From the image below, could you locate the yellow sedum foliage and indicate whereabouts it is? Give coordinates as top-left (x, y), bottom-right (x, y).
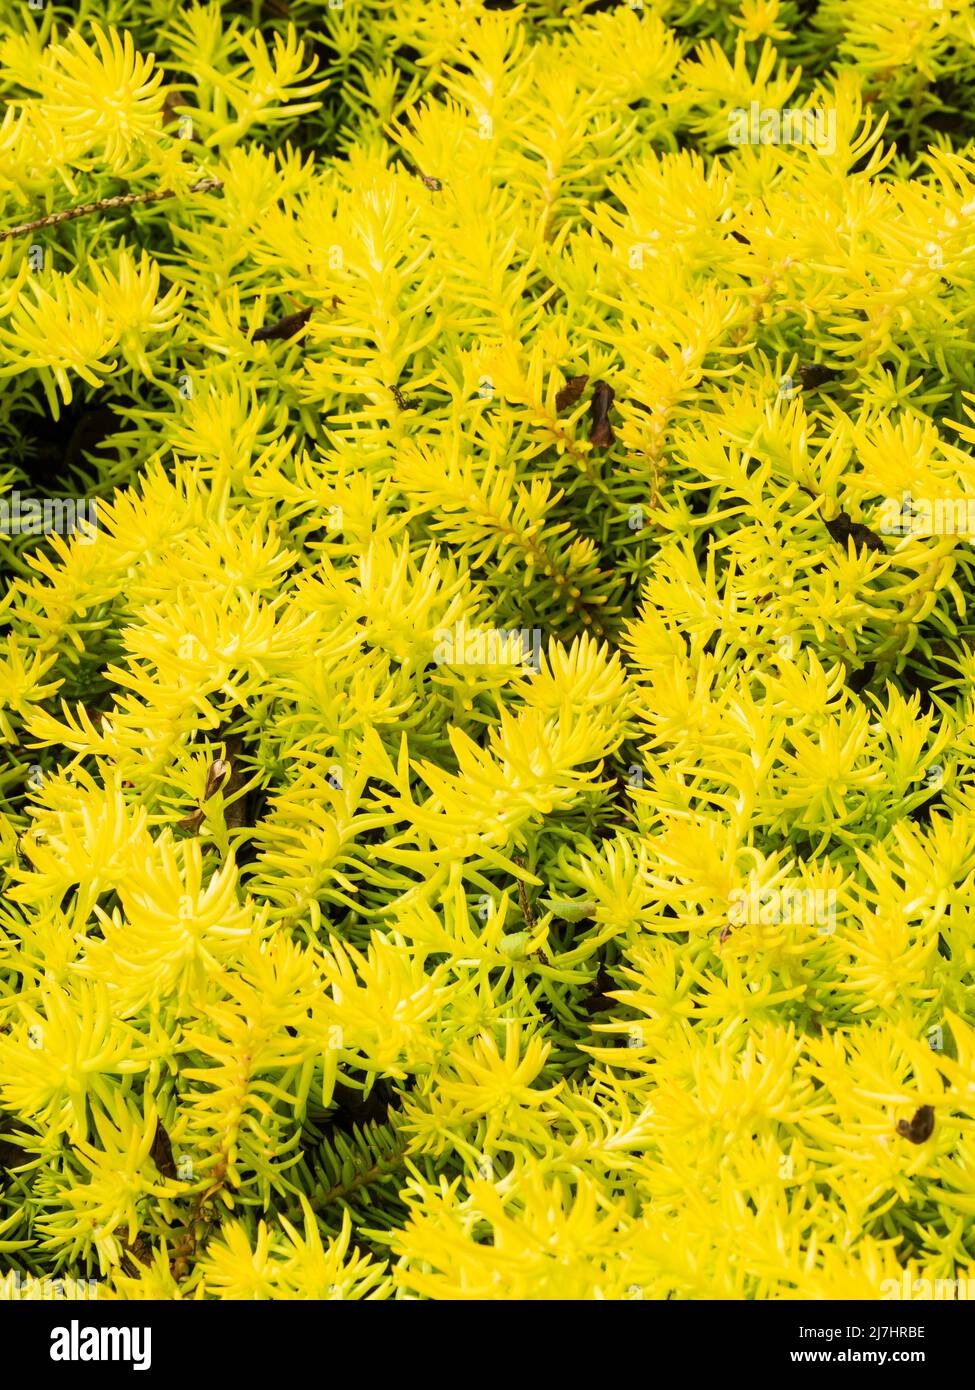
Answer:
top-left (0, 0), bottom-right (975, 1300)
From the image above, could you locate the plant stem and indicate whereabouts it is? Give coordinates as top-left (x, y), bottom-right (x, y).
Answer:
top-left (0, 177), bottom-right (224, 242)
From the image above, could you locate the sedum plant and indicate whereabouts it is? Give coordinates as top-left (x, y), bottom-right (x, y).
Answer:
top-left (1, 0), bottom-right (975, 1300)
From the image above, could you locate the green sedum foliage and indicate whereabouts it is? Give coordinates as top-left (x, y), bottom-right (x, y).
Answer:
top-left (2, 0), bottom-right (975, 1299)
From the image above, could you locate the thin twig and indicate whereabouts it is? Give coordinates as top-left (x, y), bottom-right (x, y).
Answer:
top-left (0, 177), bottom-right (224, 242)
top-left (513, 855), bottom-right (537, 930)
